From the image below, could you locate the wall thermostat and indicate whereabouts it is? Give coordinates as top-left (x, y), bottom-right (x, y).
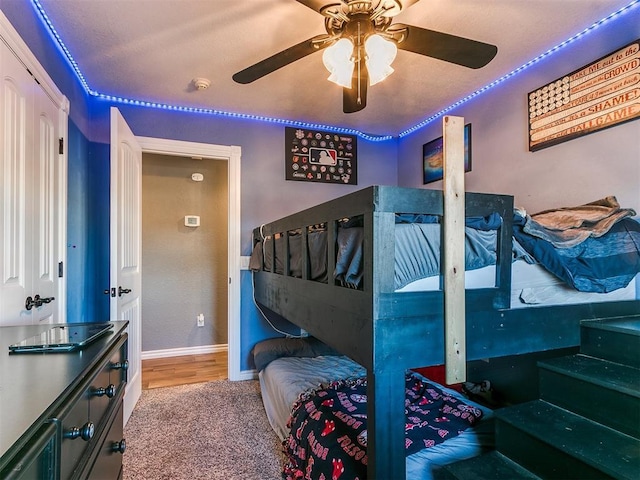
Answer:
top-left (191, 173), bottom-right (204, 182)
top-left (184, 215), bottom-right (200, 227)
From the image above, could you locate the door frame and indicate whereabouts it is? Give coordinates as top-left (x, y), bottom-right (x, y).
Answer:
top-left (136, 136), bottom-right (242, 380)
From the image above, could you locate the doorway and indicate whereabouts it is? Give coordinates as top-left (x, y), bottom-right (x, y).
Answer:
top-left (141, 154), bottom-right (228, 363)
top-left (136, 136), bottom-right (241, 381)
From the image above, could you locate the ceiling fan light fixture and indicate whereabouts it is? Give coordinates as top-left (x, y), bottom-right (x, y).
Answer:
top-left (365, 34), bottom-right (397, 85)
top-left (323, 38), bottom-right (355, 88)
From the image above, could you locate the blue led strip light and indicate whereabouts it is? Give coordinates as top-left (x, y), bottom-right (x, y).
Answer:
top-left (31, 0), bottom-right (639, 142)
top-left (95, 92), bottom-right (393, 141)
top-left (398, 0), bottom-right (640, 138)
top-left (30, 0), bottom-right (96, 96)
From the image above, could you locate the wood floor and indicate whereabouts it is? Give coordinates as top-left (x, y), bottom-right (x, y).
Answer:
top-left (141, 350), bottom-right (228, 389)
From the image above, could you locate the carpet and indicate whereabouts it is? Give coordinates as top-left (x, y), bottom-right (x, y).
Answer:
top-left (122, 380), bottom-right (283, 479)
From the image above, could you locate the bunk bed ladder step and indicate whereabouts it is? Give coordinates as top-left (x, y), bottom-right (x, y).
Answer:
top-left (494, 399), bottom-right (639, 479)
top-left (432, 451), bottom-right (542, 480)
top-left (580, 317), bottom-right (640, 368)
top-left (435, 315), bottom-right (640, 479)
top-left (538, 354), bottom-right (640, 438)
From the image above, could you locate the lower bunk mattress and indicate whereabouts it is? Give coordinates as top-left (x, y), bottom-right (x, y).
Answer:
top-left (257, 349), bottom-right (494, 479)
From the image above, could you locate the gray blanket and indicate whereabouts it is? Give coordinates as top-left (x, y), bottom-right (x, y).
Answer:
top-left (334, 224), bottom-right (505, 290)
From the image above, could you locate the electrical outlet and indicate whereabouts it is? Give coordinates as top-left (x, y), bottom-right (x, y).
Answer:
top-left (197, 314), bottom-right (204, 327)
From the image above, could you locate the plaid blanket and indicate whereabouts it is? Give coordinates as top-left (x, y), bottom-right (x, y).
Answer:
top-left (283, 373), bottom-right (483, 480)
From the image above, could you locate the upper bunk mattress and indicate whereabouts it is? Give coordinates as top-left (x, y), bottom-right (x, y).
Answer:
top-left (256, 217), bottom-right (640, 306)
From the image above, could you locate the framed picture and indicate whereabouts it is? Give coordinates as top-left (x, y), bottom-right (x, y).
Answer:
top-left (528, 38), bottom-right (640, 151)
top-left (423, 123), bottom-right (472, 184)
top-left (285, 127), bottom-right (357, 185)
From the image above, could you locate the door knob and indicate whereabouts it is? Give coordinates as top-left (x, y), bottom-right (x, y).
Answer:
top-left (25, 295), bottom-right (55, 310)
top-left (25, 296), bottom-right (37, 310)
top-left (118, 286), bottom-right (131, 297)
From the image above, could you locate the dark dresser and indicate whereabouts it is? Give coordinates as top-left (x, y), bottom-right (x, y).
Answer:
top-left (0, 321), bottom-right (129, 479)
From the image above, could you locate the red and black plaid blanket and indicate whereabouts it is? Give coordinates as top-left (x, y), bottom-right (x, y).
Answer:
top-left (283, 372), bottom-right (483, 480)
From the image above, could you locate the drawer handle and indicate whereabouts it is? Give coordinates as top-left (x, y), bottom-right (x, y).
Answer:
top-left (93, 384), bottom-right (116, 398)
top-left (112, 439), bottom-right (126, 454)
top-left (64, 421), bottom-right (95, 441)
top-left (111, 360), bottom-right (129, 371)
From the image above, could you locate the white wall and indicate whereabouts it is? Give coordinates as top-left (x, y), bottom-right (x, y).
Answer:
top-left (397, 10), bottom-right (640, 214)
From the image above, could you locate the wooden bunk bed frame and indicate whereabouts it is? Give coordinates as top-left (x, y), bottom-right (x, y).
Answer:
top-left (251, 185), bottom-right (640, 479)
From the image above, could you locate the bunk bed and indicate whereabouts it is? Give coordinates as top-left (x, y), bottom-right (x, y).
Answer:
top-left (250, 185), bottom-right (640, 479)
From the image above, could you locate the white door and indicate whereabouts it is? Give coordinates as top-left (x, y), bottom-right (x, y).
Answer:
top-left (31, 71), bottom-right (60, 324)
top-left (0, 40), bottom-right (31, 325)
top-left (110, 107), bottom-right (142, 424)
top-left (0, 39), bottom-right (61, 326)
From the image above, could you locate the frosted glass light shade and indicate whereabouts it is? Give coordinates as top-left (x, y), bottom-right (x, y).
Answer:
top-left (365, 34), bottom-right (397, 85)
top-left (323, 38), bottom-right (355, 88)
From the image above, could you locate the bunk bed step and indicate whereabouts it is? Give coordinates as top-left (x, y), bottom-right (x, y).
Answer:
top-left (580, 317), bottom-right (640, 368)
top-left (538, 354), bottom-right (640, 439)
top-left (433, 451), bottom-right (541, 480)
top-left (495, 399), bottom-right (640, 480)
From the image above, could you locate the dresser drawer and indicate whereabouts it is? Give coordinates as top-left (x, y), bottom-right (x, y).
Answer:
top-left (89, 340), bottom-right (127, 435)
top-left (61, 335), bottom-right (128, 480)
top-left (108, 341), bottom-right (128, 387)
top-left (0, 423), bottom-right (56, 480)
top-left (88, 361), bottom-right (113, 433)
top-left (86, 401), bottom-right (125, 480)
top-left (59, 387), bottom-right (92, 480)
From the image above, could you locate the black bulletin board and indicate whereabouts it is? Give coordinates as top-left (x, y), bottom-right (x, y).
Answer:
top-left (285, 127), bottom-right (357, 185)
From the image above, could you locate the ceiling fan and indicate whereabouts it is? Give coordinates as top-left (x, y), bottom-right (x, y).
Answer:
top-left (232, 0), bottom-right (498, 113)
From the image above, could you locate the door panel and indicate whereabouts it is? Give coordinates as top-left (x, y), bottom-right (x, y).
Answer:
top-left (110, 107), bottom-right (142, 424)
top-left (32, 84), bottom-right (59, 323)
top-left (0, 15), bottom-right (67, 327)
top-left (1, 41), bottom-right (30, 325)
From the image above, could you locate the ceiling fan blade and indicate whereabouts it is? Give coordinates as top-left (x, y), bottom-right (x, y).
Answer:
top-left (392, 24), bottom-right (497, 69)
top-left (233, 35), bottom-right (331, 84)
top-left (343, 62), bottom-right (368, 113)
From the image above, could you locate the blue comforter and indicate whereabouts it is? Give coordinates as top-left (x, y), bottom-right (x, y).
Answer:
top-left (513, 216), bottom-right (640, 293)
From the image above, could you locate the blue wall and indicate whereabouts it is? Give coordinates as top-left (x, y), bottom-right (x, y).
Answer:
top-left (66, 120), bottom-right (91, 322)
top-left (64, 121), bottom-right (111, 323)
top-left (87, 141), bottom-right (111, 321)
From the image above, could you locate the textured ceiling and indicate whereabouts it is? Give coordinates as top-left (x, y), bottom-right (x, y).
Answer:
top-left (34, 0), bottom-right (637, 137)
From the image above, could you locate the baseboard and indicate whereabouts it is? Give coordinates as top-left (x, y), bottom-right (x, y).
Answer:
top-left (141, 344), bottom-right (228, 360)
top-left (236, 369), bottom-right (258, 381)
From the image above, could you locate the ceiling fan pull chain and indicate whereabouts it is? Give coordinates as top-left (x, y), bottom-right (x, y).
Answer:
top-left (357, 23), bottom-right (362, 104)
